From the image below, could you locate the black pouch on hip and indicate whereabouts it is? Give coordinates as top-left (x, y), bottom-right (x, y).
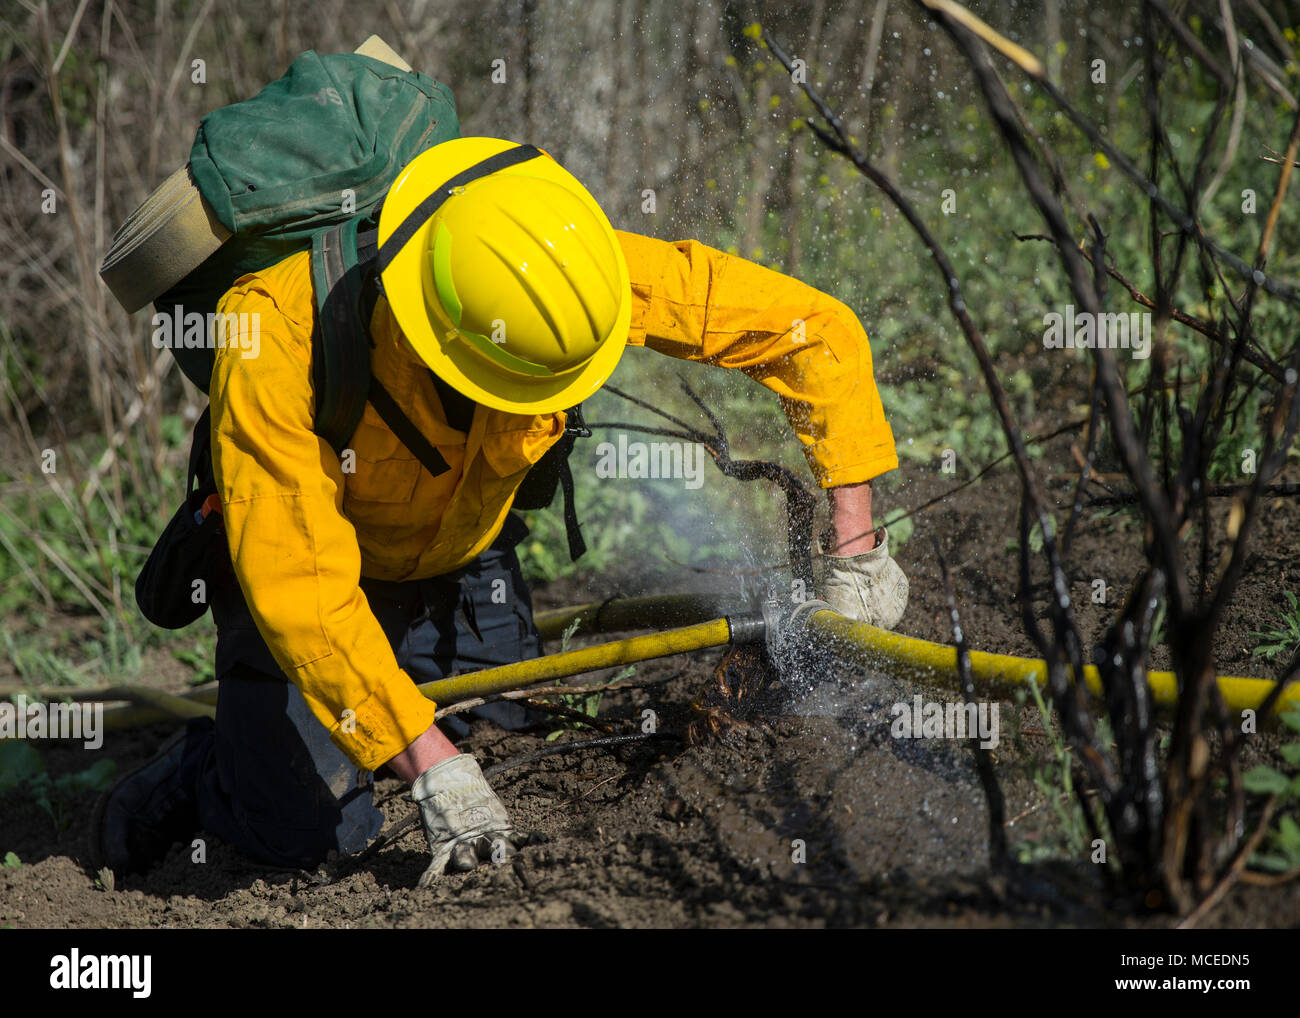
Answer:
top-left (135, 406), bottom-right (231, 629)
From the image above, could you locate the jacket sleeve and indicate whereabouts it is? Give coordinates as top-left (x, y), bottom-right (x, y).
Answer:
top-left (208, 276), bottom-right (438, 773)
top-left (614, 230), bottom-right (897, 487)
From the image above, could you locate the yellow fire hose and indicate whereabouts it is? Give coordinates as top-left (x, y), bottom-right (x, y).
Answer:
top-left (806, 609), bottom-right (1299, 717)
top-left (92, 615), bottom-right (754, 731)
top-left (415, 615), bottom-right (753, 705)
top-left (98, 687), bottom-right (218, 731)
top-left (541, 594), bottom-right (1296, 718)
top-left (70, 594), bottom-right (1296, 731)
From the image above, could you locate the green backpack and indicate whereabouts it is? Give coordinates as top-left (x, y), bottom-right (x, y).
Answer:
top-left (158, 46), bottom-right (455, 409)
top-left (113, 46), bottom-right (586, 582)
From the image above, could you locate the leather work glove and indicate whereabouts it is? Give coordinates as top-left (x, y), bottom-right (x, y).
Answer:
top-left (412, 754), bottom-right (518, 885)
top-left (818, 527), bottom-right (909, 630)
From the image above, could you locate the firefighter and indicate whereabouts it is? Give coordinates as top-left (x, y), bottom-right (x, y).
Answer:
top-left (92, 138), bottom-right (906, 885)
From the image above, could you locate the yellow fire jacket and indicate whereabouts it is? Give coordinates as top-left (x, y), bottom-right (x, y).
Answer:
top-left (209, 230), bottom-right (897, 770)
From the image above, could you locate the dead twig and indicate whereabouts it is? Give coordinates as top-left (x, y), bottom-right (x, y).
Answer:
top-left (1177, 795), bottom-right (1279, 928)
top-left (434, 671), bottom-right (681, 718)
top-left (601, 379), bottom-right (817, 591)
top-left (933, 537), bottom-right (1008, 871)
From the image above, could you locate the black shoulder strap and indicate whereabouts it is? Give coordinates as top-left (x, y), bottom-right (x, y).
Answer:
top-left (310, 144), bottom-right (544, 457)
top-left (187, 405), bottom-right (214, 495)
top-left (557, 455), bottom-right (586, 560)
top-left (310, 218), bottom-right (373, 455)
top-left (428, 369), bottom-right (475, 433)
top-left (375, 144), bottom-right (543, 275)
top-left (312, 216), bottom-right (452, 479)
top-left (559, 404), bottom-right (589, 560)
top-left (366, 375), bottom-right (450, 476)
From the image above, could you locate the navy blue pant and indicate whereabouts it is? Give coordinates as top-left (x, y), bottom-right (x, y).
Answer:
top-left (183, 525), bottom-right (542, 869)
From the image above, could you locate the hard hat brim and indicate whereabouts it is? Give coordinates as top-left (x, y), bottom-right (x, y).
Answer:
top-left (378, 137), bottom-right (631, 415)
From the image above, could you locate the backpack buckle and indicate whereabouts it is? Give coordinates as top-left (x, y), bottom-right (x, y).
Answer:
top-left (564, 404), bottom-right (591, 438)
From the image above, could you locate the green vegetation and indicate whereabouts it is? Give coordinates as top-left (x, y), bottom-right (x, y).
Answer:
top-left (542, 619), bottom-right (635, 740)
top-left (1243, 710), bottom-right (1300, 874)
top-left (1010, 680), bottom-right (1109, 865)
top-left (543, 666), bottom-right (636, 742)
top-left (0, 740), bottom-right (116, 835)
top-left (1250, 592), bottom-right (1300, 663)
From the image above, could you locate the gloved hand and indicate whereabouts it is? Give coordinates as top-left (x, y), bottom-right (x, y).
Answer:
top-left (818, 526), bottom-right (909, 629)
top-left (412, 753), bottom-right (518, 885)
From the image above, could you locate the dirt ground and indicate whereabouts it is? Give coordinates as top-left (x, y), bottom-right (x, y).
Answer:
top-left (3, 428), bottom-right (1299, 929)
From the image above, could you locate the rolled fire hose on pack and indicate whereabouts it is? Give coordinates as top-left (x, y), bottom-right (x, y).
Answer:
top-left (74, 592), bottom-right (1297, 731)
top-left (97, 35), bottom-right (411, 314)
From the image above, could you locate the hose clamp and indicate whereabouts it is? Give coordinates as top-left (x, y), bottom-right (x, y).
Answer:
top-left (762, 596), bottom-right (832, 668)
top-left (725, 611), bottom-right (767, 645)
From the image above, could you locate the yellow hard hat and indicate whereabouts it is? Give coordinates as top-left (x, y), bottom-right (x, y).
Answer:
top-left (376, 137), bottom-right (631, 415)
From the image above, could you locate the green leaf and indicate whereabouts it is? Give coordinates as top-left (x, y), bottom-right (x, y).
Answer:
top-left (1243, 765), bottom-right (1291, 796)
top-left (0, 740), bottom-right (46, 794)
top-left (1281, 743), bottom-right (1300, 767)
top-left (881, 508), bottom-right (914, 547)
top-left (1276, 815), bottom-right (1300, 848)
top-left (2, 851), bottom-right (20, 868)
top-left (54, 759), bottom-right (116, 795)
top-left (32, 785), bottom-right (56, 823)
top-left (1252, 851), bottom-right (1298, 873)
top-left (559, 618), bottom-right (582, 654)
top-left (1280, 710), bottom-right (1300, 735)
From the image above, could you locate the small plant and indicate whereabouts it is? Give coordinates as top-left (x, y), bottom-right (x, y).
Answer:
top-left (81, 617), bottom-right (145, 681)
top-left (172, 635), bottom-right (216, 686)
top-left (1250, 592), bottom-right (1300, 662)
top-left (542, 619), bottom-right (632, 740)
top-left (2, 851), bottom-right (20, 868)
top-left (1003, 518), bottom-right (1047, 558)
top-left (1012, 678), bottom-right (1106, 865)
top-left (1, 631), bottom-right (84, 687)
top-left (558, 617), bottom-right (582, 655)
top-left (1243, 709), bottom-right (1300, 874)
top-left (544, 664), bottom-right (636, 742)
top-left (0, 739), bottom-right (116, 834)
